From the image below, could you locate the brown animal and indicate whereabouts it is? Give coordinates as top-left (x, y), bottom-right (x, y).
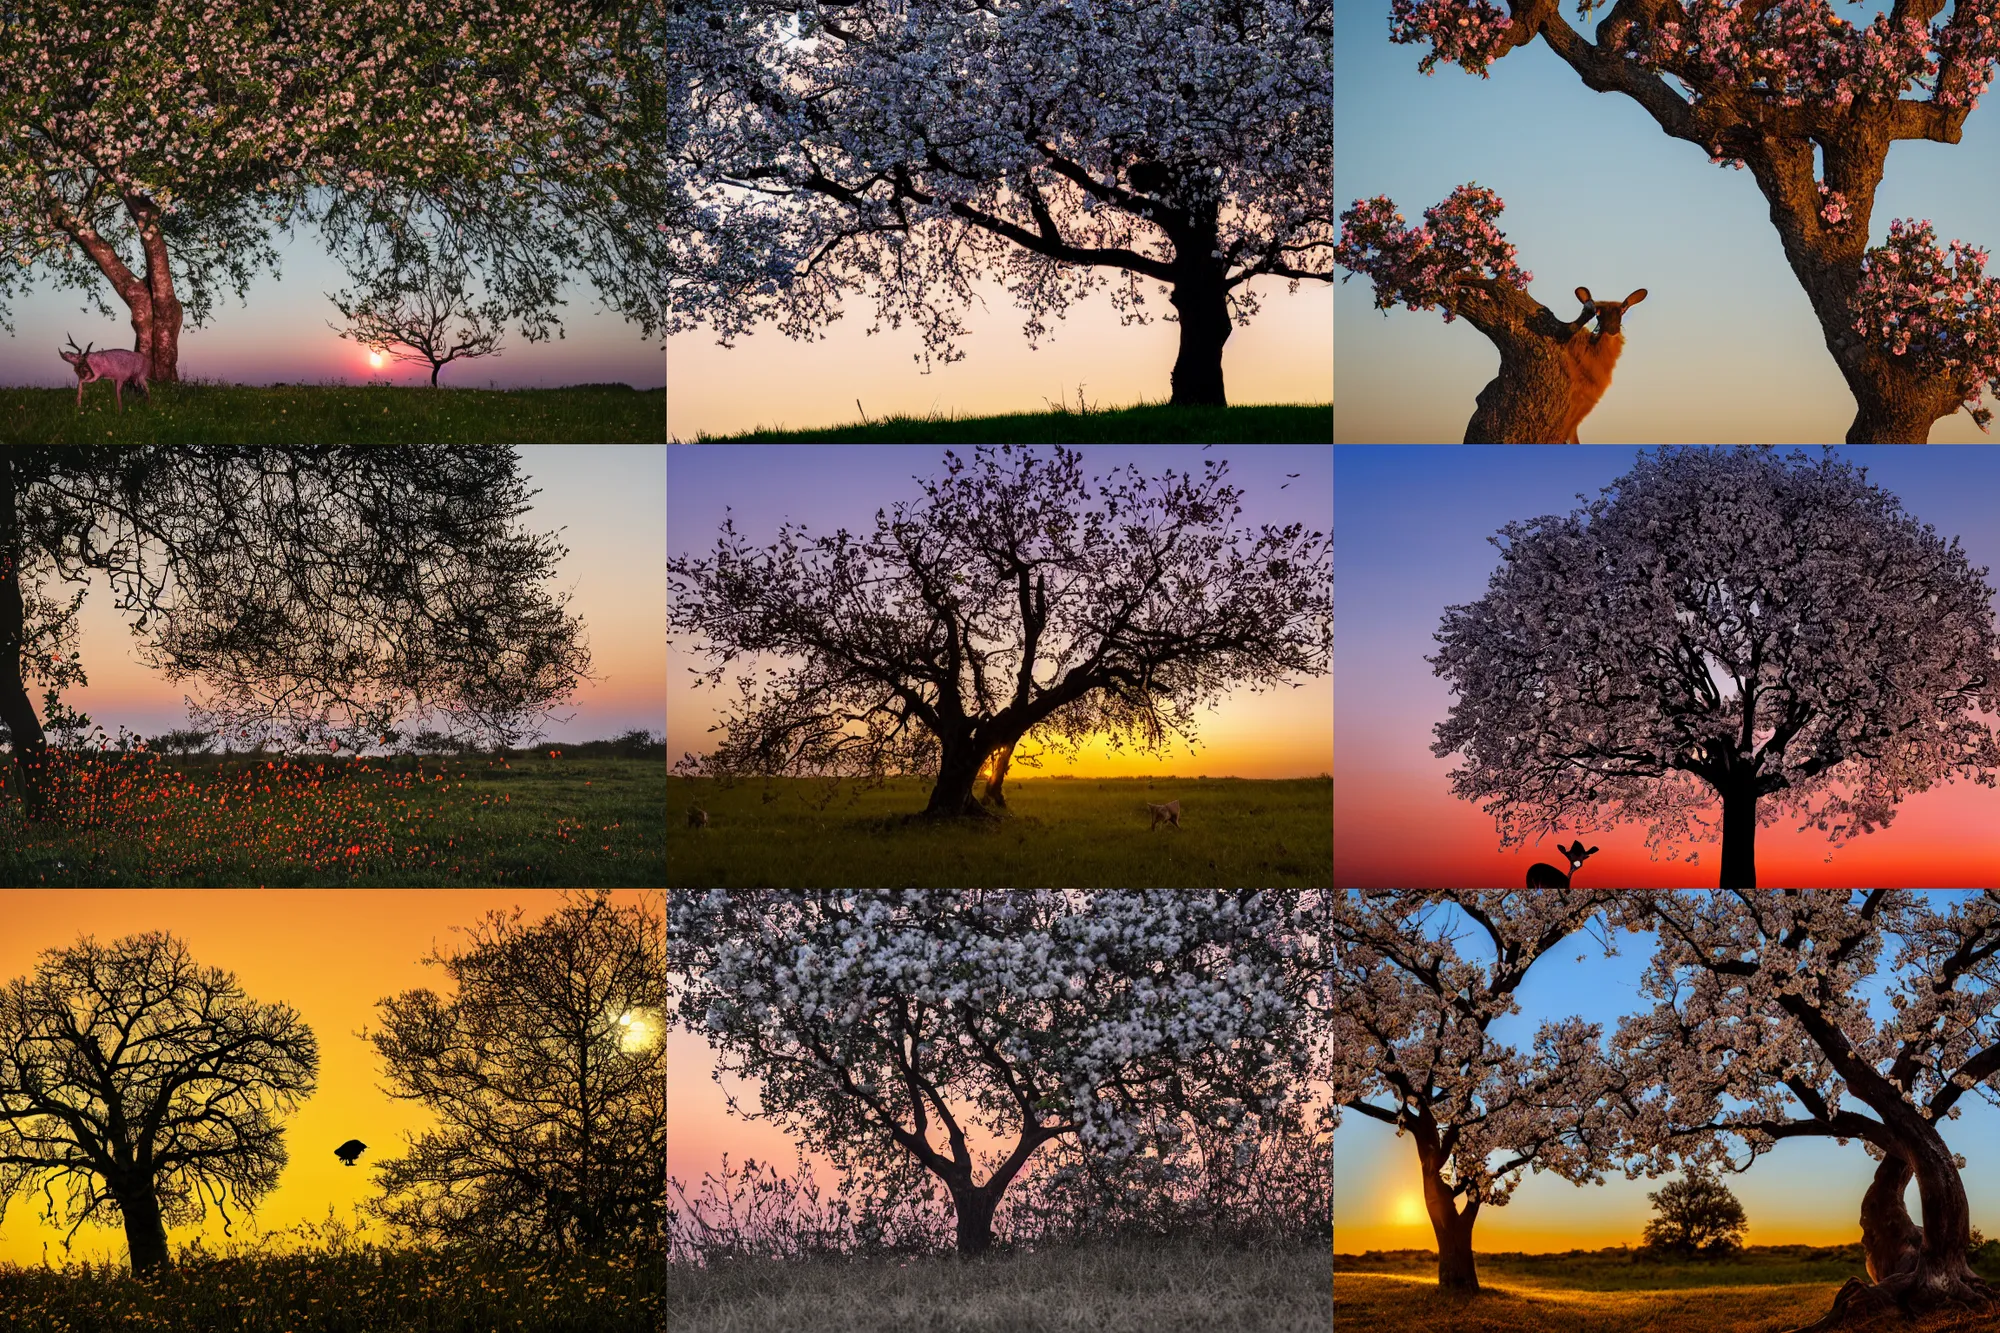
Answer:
top-left (687, 805), bottom-right (708, 830)
top-left (1525, 839), bottom-right (1599, 888)
top-left (1146, 799), bottom-right (1181, 830)
top-left (1558, 287), bottom-right (1646, 442)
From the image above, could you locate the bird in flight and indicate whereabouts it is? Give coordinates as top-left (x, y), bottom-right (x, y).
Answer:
top-left (335, 1139), bottom-right (367, 1167)
top-left (1282, 471), bottom-right (1300, 489)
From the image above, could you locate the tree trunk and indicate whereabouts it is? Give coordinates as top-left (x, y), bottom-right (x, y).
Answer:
top-left (0, 460), bottom-right (50, 820)
top-left (950, 1183), bottom-right (998, 1256)
top-left (1168, 267), bottom-right (1230, 407)
top-left (113, 1184), bottom-right (172, 1276)
top-left (1718, 782), bottom-right (1758, 889)
top-left (1417, 1137), bottom-right (1481, 1291)
top-left (431, 362), bottom-right (442, 388)
top-left (981, 740), bottom-right (1014, 807)
top-left (125, 193), bottom-right (183, 383)
top-left (922, 738), bottom-right (992, 818)
top-left (1858, 1154), bottom-right (1920, 1284)
top-left (56, 218), bottom-right (159, 382)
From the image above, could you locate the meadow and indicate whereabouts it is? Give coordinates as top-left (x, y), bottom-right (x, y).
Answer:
top-left (667, 775), bottom-right (1332, 887)
top-left (0, 1246), bottom-right (658, 1333)
top-left (0, 750), bottom-right (664, 886)
top-left (0, 382), bottom-right (665, 444)
top-left (1333, 1246), bottom-right (2000, 1333)
top-left (688, 401), bottom-right (1333, 442)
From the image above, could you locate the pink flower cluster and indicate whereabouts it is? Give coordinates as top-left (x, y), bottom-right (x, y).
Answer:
top-left (1388, 0), bottom-right (1516, 76)
top-left (1818, 183), bottom-right (1849, 226)
top-left (1334, 184), bottom-right (1531, 322)
top-left (1852, 217), bottom-right (2000, 429)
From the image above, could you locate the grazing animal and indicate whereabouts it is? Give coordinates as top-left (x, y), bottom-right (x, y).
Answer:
top-left (1525, 839), bottom-right (1599, 888)
top-left (334, 1139), bottom-right (366, 1167)
top-left (688, 805), bottom-right (708, 830)
top-left (57, 334), bottom-right (150, 413)
top-left (1146, 799), bottom-right (1181, 831)
top-left (1557, 288), bottom-right (1646, 442)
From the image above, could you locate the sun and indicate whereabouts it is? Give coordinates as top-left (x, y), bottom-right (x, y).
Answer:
top-left (616, 1009), bottom-right (657, 1053)
top-left (1393, 1192), bottom-right (1426, 1226)
top-left (368, 351), bottom-right (384, 368)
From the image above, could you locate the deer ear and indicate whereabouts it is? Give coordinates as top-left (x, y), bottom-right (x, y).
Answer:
top-left (1587, 846), bottom-right (1600, 856)
top-left (1574, 287), bottom-right (1592, 305)
top-left (1624, 289), bottom-right (1647, 306)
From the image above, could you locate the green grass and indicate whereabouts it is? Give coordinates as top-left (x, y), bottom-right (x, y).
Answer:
top-left (667, 775), bottom-right (1330, 887)
top-left (671, 1236), bottom-right (1331, 1333)
top-left (0, 752), bottom-right (664, 886)
top-left (0, 1246), bottom-right (658, 1333)
top-left (690, 401), bottom-right (1332, 442)
top-left (0, 382), bottom-right (664, 443)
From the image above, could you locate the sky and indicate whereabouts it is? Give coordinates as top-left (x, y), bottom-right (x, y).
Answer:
top-left (1332, 0), bottom-right (2000, 443)
top-left (0, 225), bottom-right (664, 391)
top-left (0, 889), bottom-right (660, 1270)
top-left (39, 446), bottom-right (665, 748)
top-left (666, 275), bottom-right (1333, 441)
top-left (1333, 893), bottom-right (2000, 1254)
top-left (668, 444), bottom-right (1333, 779)
top-left (1333, 446), bottom-right (2000, 887)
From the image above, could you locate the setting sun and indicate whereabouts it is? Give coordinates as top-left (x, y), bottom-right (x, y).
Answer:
top-left (1393, 1192), bottom-right (1426, 1227)
top-left (368, 351), bottom-right (385, 368)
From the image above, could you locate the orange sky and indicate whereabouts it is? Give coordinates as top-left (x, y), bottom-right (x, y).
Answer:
top-left (0, 890), bottom-right (659, 1269)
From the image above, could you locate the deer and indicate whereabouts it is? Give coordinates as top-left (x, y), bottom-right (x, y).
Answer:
top-left (1557, 288), bottom-right (1646, 443)
top-left (1146, 799), bottom-right (1181, 830)
top-left (1525, 839), bottom-right (1599, 888)
top-left (687, 804), bottom-right (708, 830)
top-left (58, 334), bottom-right (150, 413)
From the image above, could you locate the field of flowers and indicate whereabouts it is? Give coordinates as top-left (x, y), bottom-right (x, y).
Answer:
top-left (0, 1246), bottom-right (660, 1333)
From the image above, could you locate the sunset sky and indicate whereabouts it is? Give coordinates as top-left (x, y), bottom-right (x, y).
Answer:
top-left (668, 444), bottom-right (1333, 779)
top-left (666, 277), bottom-right (1332, 441)
top-left (34, 446), bottom-right (665, 748)
top-left (1334, 446), bottom-right (2000, 887)
top-left (1333, 0), bottom-right (2000, 443)
top-left (0, 890), bottom-right (660, 1270)
top-left (1333, 894), bottom-right (2000, 1253)
top-left (0, 231), bottom-right (664, 391)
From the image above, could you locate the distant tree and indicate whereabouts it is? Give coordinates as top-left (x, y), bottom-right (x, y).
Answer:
top-left (0, 931), bottom-right (318, 1276)
top-left (369, 892), bottom-right (665, 1254)
top-left (150, 728), bottom-right (217, 756)
top-left (1642, 1171), bottom-right (1747, 1258)
top-left (1430, 448), bottom-right (2000, 888)
top-left (328, 253), bottom-right (507, 388)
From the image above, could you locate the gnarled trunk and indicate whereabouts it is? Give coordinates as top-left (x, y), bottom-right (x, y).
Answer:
top-left (1417, 1129), bottom-right (1482, 1291)
top-left (922, 736), bottom-right (992, 818)
top-left (981, 740), bottom-right (1014, 807)
top-left (112, 1182), bottom-right (172, 1276)
top-left (125, 193), bottom-right (183, 383)
top-left (1718, 781), bottom-right (1758, 889)
top-left (0, 460), bottom-right (50, 820)
top-left (1858, 1154), bottom-right (1920, 1284)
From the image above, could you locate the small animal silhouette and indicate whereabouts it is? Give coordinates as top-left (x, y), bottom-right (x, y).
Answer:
top-left (687, 805), bottom-right (708, 830)
top-left (334, 1139), bottom-right (367, 1167)
top-left (1558, 287), bottom-right (1646, 443)
top-left (1526, 840), bottom-right (1599, 888)
top-left (1146, 799), bottom-right (1181, 830)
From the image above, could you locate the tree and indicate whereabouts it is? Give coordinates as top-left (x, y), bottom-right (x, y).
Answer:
top-left (1613, 891), bottom-right (2000, 1328)
top-left (0, 1), bottom-right (667, 382)
top-left (1430, 447), bottom-right (2000, 888)
top-left (1335, 184), bottom-right (1609, 443)
top-left (1641, 1170), bottom-right (1747, 1256)
top-left (329, 253), bottom-right (507, 387)
top-left (667, 0), bottom-right (1331, 407)
top-left (368, 892), bottom-right (665, 1254)
top-left (1377, 0), bottom-right (2000, 441)
top-left (1328, 890), bottom-right (1628, 1292)
top-left (668, 445), bottom-right (1330, 818)
top-left (0, 931), bottom-right (317, 1276)
top-left (0, 447), bottom-right (591, 821)
top-left (669, 890), bottom-right (1324, 1256)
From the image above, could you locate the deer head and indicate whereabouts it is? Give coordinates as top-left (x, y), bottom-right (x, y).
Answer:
top-left (1574, 287), bottom-right (1647, 337)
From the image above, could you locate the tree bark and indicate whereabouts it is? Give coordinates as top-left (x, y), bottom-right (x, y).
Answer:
top-left (981, 740), bottom-right (1014, 807)
top-left (949, 1183), bottom-right (999, 1256)
top-left (1417, 1132), bottom-right (1481, 1291)
top-left (1168, 266), bottom-right (1230, 407)
top-left (922, 737), bottom-right (994, 818)
top-left (53, 214), bottom-right (159, 381)
top-left (1449, 278), bottom-right (1588, 444)
top-left (113, 1183), bottom-right (172, 1276)
top-left (0, 459), bottom-right (50, 820)
top-left (1858, 1154), bottom-right (1921, 1284)
top-left (124, 193), bottom-right (183, 384)
top-left (1718, 782), bottom-right (1758, 889)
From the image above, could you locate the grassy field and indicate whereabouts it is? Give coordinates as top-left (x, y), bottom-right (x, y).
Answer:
top-left (0, 752), bottom-right (664, 886)
top-left (0, 1246), bottom-right (657, 1333)
top-left (690, 402), bottom-right (1332, 442)
top-left (1334, 1245), bottom-right (2000, 1333)
top-left (667, 775), bottom-right (1330, 887)
top-left (0, 382), bottom-right (665, 443)
top-left (670, 1237), bottom-right (1331, 1333)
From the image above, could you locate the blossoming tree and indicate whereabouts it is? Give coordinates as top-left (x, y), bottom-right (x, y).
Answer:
top-left (1431, 448), bottom-right (2000, 887)
top-left (1328, 890), bottom-right (1629, 1291)
top-left (666, 0), bottom-right (1331, 406)
top-left (668, 889), bottom-right (1324, 1255)
top-left (1614, 891), bottom-right (2000, 1328)
top-left (1379, 0), bottom-right (2000, 440)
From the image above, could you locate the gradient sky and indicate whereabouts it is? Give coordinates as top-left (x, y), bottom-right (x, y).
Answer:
top-left (0, 226), bottom-right (664, 391)
top-left (1334, 446), bottom-right (2000, 887)
top-left (0, 890), bottom-right (659, 1270)
top-left (666, 275), bottom-right (1333, 441)
top-left (42, 446), bottom-right (665, 747)
top-left (1334, 894), bottom-right (2000, 1253)
top-left (1333, 0), bottom-right (2000, 443)
top-left (669, 444), bottom-right (1333, 778)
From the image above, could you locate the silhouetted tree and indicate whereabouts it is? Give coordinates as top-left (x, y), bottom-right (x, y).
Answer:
top-left (1642, 1171), bottom-right (1747, 1258)
top-left (328, 254), bottom-right (508, 388)
top-left (369, 892), bottom-right (665, 1254)
top-left (0, 931), bottom-right (318, 1276)
top-left (0, 447), bottom-right (591, 821)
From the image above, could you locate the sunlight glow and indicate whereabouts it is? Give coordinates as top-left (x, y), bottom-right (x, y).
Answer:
top-left (617, 1009), bottom-right (657, 1053)
top-left (369, 351), bottom-right (384, 368)
top-left (1393, 1192), bottom-right (1426, 1226)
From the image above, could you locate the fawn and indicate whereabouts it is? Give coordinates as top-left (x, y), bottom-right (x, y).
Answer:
top-left (1558, 288), bottom-right (1645, 443)
top-left (1526, 839), bottom-right (1598, 888)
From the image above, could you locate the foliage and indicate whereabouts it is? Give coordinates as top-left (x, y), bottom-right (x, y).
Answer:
top-left (1639, 1171), bottom-right (1747, 1257)
top-left (1850, 219), bottom-right (2000, 429)
top-left (688, 401), bottom-right (1332, 443)
top-left (1335, 185), bottom-right (1532, 320)
top-left (666, 775), bottom-right (1331, 888)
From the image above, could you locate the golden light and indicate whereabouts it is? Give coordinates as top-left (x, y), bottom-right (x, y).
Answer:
top-left (368, 351), bottom-right (384, 368)
top-left (617, 1009), bottom-right (657, 1053)
top-left (1393, 1192), bottom-right (1427, 1226)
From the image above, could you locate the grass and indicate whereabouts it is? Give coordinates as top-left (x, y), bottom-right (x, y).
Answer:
top-left (688, 400), bottom-right (1332, 442)
top-left (0, 381), bottom-right (665, 443)
top-left (670, 1236), bottom-right (1331, 1333)
top-left (0, 752), bottom-right (664, 886)
top-left (667, 775), bottom-right (1331, 887)
top-left (0, 1246), bottom-right (658, 1333)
